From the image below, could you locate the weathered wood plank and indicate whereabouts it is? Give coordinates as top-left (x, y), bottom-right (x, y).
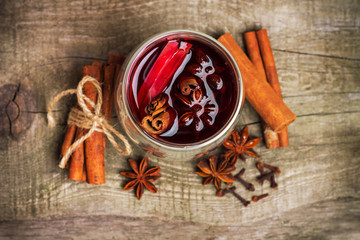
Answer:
top-left (1, 113), bottom-right (359, 223)
top-left (1, 197), bottom-right (360, 240)
top-left (0, 0), bottom-right (359, 238)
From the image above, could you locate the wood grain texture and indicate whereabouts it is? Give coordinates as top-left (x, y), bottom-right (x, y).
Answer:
top-left (0, 0), bottom-right (359, 238)
top-left (1, 197), bottom-right (360, 240)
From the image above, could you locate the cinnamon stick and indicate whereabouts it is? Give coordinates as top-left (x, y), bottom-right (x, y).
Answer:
top-left (108, 54), bottom-right (125, 88)
top-left (102, 64), bottom-right (117, 119)
top-left (101, 54), bottom-right (125, 148)
top-left (107, 54), bottom-right (125, 66)
top-left (218, 33), bottom-right (296, 132)
top-left (67, 61), bottom-right (104, 182)
top-left (256, 29), bottom-right (289, 147)
top-left (68, 127), bottom-right (86, 181)
top-left (244, 31), bottom-right (280, 149)
top-left (103, 54), bottom-right (125, 119)
top-left (92, 60), bottom-right (104, 87)
top-left (67, 120), bottom-right (86, 180)
top-left (83, 64), bottom-right (106, 185)
top-left (60, 124), bottom-right (76, 167)
top-left (109, 54), bottom-right (125, 86)
top-left (81, 163), bottom-right (87, 181)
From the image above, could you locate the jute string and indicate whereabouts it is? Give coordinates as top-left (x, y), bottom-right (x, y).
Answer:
top-left (47, 75), bottom-right (132, 168)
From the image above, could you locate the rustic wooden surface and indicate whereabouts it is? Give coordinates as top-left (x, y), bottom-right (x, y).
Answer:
top-left (0, 0), bottom-right (359, 239)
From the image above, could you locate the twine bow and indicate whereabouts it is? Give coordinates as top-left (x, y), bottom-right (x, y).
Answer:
top-left (47, 76), bottom-right (132, 168)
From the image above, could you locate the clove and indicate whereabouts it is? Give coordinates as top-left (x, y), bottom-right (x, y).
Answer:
top-left (216, 188), bottom-right (232, 197)
top-left (252, 193), bottom-right (269, 202)
top-left (270, 175), bottom-right (278, 189)
top-left (256, 162), bottom-right (266, 174)
top-left (256, 171), bottom-right (274, 185)
top-left (229, 187), bottom-right (251, 207)
top-left (262, 163), bottom-right (281, 174)
top-left (256, 162), bottom-right (279, 189)
top-left (234, 168), bottom-right (255, 191)
top-left (216, 187), bottom-right (250, 207)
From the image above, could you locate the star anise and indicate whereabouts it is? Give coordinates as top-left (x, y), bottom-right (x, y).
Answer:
top-left (187, 48), bottom-right (224, 92)
top-left (120, 157), bottom-right (161, 200)
top-left (223, 125), bottom-right (262, 165)
top-left (196, 155), bottom-right (235, 190)
top-left (177, 88), bottom-right (218, 132)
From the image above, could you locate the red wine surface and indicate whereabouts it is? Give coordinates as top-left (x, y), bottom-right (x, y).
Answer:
top-left (127, 39), bottom-right (238, 144)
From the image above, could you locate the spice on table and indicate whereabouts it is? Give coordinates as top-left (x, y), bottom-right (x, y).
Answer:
top-left (51, 54), bottom-right (131, 184)
top-left (234, 191), bottom-right (251, 207)
top-left (196, 155), bottom-right (235, 190)
top-left (261, 162), bottom-right (281, 174)
top-left (256, 29), bottom-right (289, 147)
top-left (256, 162), bottom-right (266, 175)
top-left (59, 55), bottom-right (124, 183)
top-left (270, 174), bottom-right (278, 189)
top-left (244, 31), bottom-right (280, 149)
top-left (216, 187), bottom-right (250, 207)
top-left (107, 54), bottom-right (125, 96)
top-left (256, 162), bottom-right (279, 189)
top-left (102, 54), bottom-right (125, 148)
top-left (82, 64), bottom-right (106, 185)
top-left (252, 193), bottom-right (269, 202)
top-left (66, 101), bottom-right (86, 180)
top-left (234, 168), bottom-right (255, 191)
top-left (120, 156), bottom-right (161, 200)
top-left (218, 33), bottom-right (296, 132)
top-left (216, 187), bottom-right (232, 197)
top-left (67, 64), bottom-right (104, 183)
top-left (68, 127), bottom-right (86, 181)
top-left (230, 187), bottom-right (250, 207)
top-left (223, 125), bottom-right (262, 165)
top-left (256, 171), bottom-right (274, 184)
top-left (60, 124), bottom-right (76, 165)
top-left (102, 55), bottom-right (124, 120)
top-left (67, 56), bottom-right (124, 184)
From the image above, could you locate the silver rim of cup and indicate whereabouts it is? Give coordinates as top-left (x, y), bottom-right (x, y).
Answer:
top-left (120, 29), bottom-right (244, 151)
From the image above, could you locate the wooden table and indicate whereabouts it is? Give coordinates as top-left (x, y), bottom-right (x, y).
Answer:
top-left (1, 0), bottom-right (359, 239)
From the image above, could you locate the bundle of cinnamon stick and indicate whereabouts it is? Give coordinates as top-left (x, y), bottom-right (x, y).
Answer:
top-left (218, 30), bottom-right (295, 149)
top-left (61, 54), bottom-right (125, 185)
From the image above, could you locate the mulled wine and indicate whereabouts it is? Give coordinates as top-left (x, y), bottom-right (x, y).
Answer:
top-left (126, 38), bottom-right (239, 144)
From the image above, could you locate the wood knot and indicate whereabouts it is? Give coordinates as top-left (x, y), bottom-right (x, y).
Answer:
top-left (6, 101), bottom-right (20, 122)
top-left (0, 83), bottom-right (36, 136)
